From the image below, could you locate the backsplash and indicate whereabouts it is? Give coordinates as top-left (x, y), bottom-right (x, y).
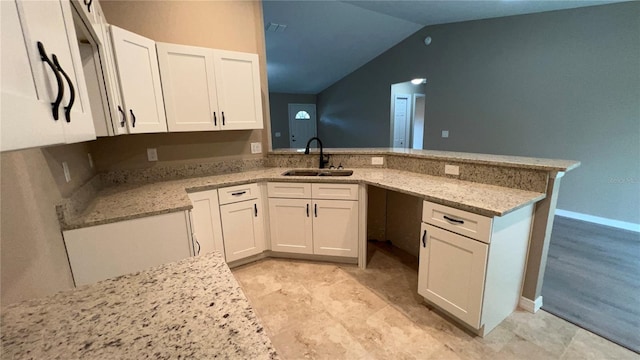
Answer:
top-left (101, 158), bottom-right (266, 185)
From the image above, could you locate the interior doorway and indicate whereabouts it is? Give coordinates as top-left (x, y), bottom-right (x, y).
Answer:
top-left (392, 94), bottom-right (411, 147)
top-left (390, 80), bottom-right (426, 149)
top-left (288, 103), bottom-right (317, 148)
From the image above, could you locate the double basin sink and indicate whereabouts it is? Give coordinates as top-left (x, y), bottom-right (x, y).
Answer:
top-left (283, 169), bottom-right (354, 177)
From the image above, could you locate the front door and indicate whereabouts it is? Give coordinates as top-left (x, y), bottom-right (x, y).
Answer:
top-left (288, 103), bottom-right (317, 148)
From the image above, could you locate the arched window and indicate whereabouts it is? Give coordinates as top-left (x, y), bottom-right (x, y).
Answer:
top-left (295, 110), bottom-right (311, 120)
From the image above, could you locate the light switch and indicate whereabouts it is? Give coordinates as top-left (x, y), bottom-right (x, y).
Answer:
top-left (442, 130), bottom-right (449, 138)
top-left (251, 142), bottom-right (262, 154)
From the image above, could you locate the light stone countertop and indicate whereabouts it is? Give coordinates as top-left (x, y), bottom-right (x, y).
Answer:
top-left (271, 148), bottom-right (580, 172)
top-left (61, 167), bottom-right (546, 230)
top-left (0, 252), bottom-right (279, 359)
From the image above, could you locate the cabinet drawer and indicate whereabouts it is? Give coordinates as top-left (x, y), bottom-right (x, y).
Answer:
top-left (267, 182), bottom-right (311, 199)
top-left (311, 183), bottom-right (358, 200)
top-left (218, 183), bottom-right (259, 205)
top-left (422, 201), bottom-right (492, 243)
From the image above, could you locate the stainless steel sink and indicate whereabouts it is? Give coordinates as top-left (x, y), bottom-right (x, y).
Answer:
top-left (282, 169), bottom-right (353, 177)
top-left (318, 170), bottom-right (353, 176)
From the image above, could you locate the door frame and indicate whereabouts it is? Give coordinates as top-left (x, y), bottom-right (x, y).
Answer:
top-left (288, 103), bottom-right (317, 148)
top-left (411, 93), bottom-right (426, 149)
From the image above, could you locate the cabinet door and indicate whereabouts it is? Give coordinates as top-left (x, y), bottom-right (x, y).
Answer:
top-left (213, 50), bottom-right (263, 130)
top-left (188, 190), bottom-right (225, 256)
top-left (56, 0), bottom-right (96, 144)
top-left (312, 199), bottom-right (358, 257)
top-left (157, 43), bottom-right (220, 132)
top-left (110, 26), bottom-right (167, 133)
top-left (1, 0), bottom-right (95, 151)
top-left (63, 212), bottom-right (192, 286)
top-left (269, 198), bottom-right (313, 254)
top-left (93, 5), bottom-right (128, 136)
top-left (418, 223), bottom-right (488, 329)
top-left (220, 199), bottom-right (265, 262)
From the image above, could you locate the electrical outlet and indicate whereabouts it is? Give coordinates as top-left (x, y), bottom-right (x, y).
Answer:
top-left (371, 157), bottom-right (384, 165)
top-left (87, 153), bottom-right (94, 168)
top-left (445, 164), bottom-right (460, 176)
top-left (251, 142), bottom-right (262, 154)
top-left (442, 130), bottom-right (449, 138)
top-left (147, 148), bottom-right (158, 161)
top-left (62, 162), bottom-right (71, 183)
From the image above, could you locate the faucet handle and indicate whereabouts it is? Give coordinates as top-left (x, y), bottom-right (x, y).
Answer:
top-left (337, 163), bottom-right (344, 169)
top-left (329, 163), bottom-right (336, 169)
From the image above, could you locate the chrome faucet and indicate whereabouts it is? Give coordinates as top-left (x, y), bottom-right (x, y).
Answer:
top-left (304, 137), bottom-right (330, 169)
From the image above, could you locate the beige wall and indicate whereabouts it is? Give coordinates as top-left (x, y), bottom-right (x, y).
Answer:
top-left (1, 143), bottom-right (95, 306)
top-left (96, 0), bottom-right (271, 169)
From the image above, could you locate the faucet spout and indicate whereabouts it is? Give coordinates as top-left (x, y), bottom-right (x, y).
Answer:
top-left (304, 137), bottom-right (330, 169)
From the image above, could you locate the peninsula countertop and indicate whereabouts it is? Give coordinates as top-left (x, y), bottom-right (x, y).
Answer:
top-left (61, 167), bottom-right (546, 230)
top-left (1, 252), bottom-right (278, 360)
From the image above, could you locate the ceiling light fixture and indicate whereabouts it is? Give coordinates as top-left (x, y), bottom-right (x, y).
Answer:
top-left (411, 78), bottom-right (427, 85)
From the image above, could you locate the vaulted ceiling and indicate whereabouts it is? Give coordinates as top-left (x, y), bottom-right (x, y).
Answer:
top-left (263, 0), bottom-right (622, 94)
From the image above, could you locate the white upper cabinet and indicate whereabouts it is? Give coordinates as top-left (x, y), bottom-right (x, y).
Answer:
top-left (157, 44), bottom-right (263, 132)
top-left (213, 50), bottom-right (263, 130)
top-left (1, 0), bottom-right (96, 152)
top-left (110, 26), bottom-right (167, 134)
top-left (157, 43), bottom-right (219, 132)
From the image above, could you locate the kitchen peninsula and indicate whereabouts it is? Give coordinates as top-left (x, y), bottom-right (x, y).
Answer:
top-left (2, 148), bottom-right (578, 355)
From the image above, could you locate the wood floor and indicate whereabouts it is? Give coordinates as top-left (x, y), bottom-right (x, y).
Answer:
top-left (542, 216), bottom-right (640, 353)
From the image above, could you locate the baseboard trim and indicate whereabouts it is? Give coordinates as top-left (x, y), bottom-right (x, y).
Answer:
top-left (519, 296), bottom-right (543, 313)
top-left (555, 209), bottom-right (640, 233)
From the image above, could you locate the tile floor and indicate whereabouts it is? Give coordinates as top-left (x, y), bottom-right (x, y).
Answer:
top-left (232, 242), bottom-right (639, 360)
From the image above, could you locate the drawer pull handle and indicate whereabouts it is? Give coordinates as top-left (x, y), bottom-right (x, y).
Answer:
top-left (194, 236), bottom-right (201, 255)
top-left (254, 203), bottom-right (258, 217)
top-left (222, 111), bottom-right (225, 126)
top-left (306, 203), bottom-right (309, 217)
top-left (213, 111), bottom-right (217, 126)
top-left (314, 203), bottom-right (318, 217)
top-left (422, 229), bottom-right (427, 248)
top-left (443, 215), bottom-right (464, 224)
top-left (231, 191), bottom-right (246, 196)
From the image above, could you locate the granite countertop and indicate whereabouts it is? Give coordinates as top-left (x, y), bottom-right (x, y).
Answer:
top-left (270, 148), bottom-right (580, 172)
top-left (1, 252), bottom-right (278, 360)
top-left (61, 167), bottom-right (546, 230)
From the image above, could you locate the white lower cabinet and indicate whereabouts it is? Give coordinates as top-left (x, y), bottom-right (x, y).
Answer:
top-left (219, 197), bottom-right (265, 262)
top-left (187, 190), bottom-right (224, 256)
top-left (313, 199), bottom-right (359, 257)
top-left (267, 182), bottom-right (359, 258)
top-left (418, 201), bottom-right (534, 336)
top-left (63, 211), bottom-right (193, 286)
top-left (269, 198), bottom-right (313, 254)
top-left (418, 223), bottom-right (488, 328)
